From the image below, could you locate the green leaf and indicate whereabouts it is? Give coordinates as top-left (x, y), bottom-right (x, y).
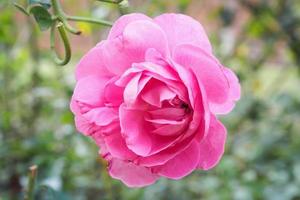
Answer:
top-left (28, 0), bottom-right (51, 9)
top-left (29, 5), bottom-right (54, 31)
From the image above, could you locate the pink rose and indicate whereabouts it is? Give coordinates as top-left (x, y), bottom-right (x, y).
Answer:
top-left (70, 13), bottom-right (240, 187)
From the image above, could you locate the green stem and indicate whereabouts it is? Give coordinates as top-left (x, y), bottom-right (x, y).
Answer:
top-left (51, 0), bottom-right (81, 35)
top-left (16, 0), bottom-right (115, 65)
top-left (58, 16), bottom-right (81, 35)
top-left (50, 22), bottom-right (71, 66)
top-left (51, 0), bottom-right (62, 14)
top-left (13, 3), bottom-right (30, 16)
top-left (66, 15), bottom-right (113, 26)
top-left (24, 165), bottom-right (38, 200)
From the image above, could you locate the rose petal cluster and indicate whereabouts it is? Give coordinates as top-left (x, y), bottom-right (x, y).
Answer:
top-left (70, 13), bottom-right (241, 187)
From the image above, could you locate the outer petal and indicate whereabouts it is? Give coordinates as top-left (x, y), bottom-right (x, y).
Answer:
top-left (74, 114), bottom-right (100, 136)
top-left (75, 43), bottom-right (113, 81)
top-left (101, 38), bottom-right (139, 75)
top-left (102, 20), bottom-right (169, 75)
top-left (197, 115), bottom-right (227, 170)
top-left (91, 124), bottom-right (137, 160)
top-left (82, 107), bottom-right (118, 126)
top-left (108, 13), bottom-right (152, 40)
top-left (72, 75), bottom-right (110, 107)
top-left (210, 67), bottom-right (241, 114)
top-left (154, 140), bottom-right (200, 179)
top-left (224, 68), bottom-right (240, 100)
top-left (108, 159), bottom-right (158, 187)
top-left (71, 76), bottom-right (111, 136)
top-left (154, 13), bottom-right (212, 52)
top-left (173, 44), bottom-right (229, 105)
top-left (104, 132), bottom-right (137, 160)
top-left (122, 20), bottom-right (169, 58)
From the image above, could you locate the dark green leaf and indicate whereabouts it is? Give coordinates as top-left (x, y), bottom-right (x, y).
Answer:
top-left (29, 5), bottom-right (53, 31)
top-left (28, 0), bottom-right (51, 9)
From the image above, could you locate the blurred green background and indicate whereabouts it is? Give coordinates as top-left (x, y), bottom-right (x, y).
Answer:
top-left (1, 0), bottom-right (300, 199)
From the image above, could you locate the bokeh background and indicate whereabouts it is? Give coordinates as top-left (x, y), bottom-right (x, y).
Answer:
top-left (1, 0), bottom-right (300, 199)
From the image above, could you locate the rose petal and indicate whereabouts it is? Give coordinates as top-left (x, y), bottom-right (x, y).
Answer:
top-left (141, 79), bottom-right (176, 107)
top-left (173, 44), bottom-right (229, 105)
top-left (91, 124), bottom-right (137, 160)
top-left (72, 75), bottom-right (110, 106)
top-left (210, 67), bottom-right (241, 114)
top-left (108, 158), bottom-right (158, 187)
top-left (197, 115), bottom-right (227, 170)
top-left (145, 48), bottom-right (171, 67)
top-left (138, 75), bottom-right (153, 96)
top-left (119, 104), bottom-right (152, 156)
top-left (103, 19), bottom-right (170, 75)
top-left (108, 13), bottom-right (152, 40)
top-left (122, 74), bottom-right (152, 104)
top-left (148, 107), bottom-right (186, 121)
top-left (134, 61), bottom-right (178, 81)
top-left (170, 60), bottom-right (210, 137)
top-left (154, 13), bottom-right (212, 52)
top-left (123, 73), bottom-right (142, 104)
top-left (224, 68), bottom-right (240, 100)
top-left (104, 132), bottom-right (137, 160)
top-left (70, 98), bottom-right (81, 115)
top-left (145, 118), bottom-right (185, 125)
top-left (104, 77), bottom-right (124, 106)
top-left (137, 129), bottom-right (199, 167)
top-left (83, 107), bottom-right (118, 126)
top-left (122, 20), bottom-right (169, 58)
top-left (75, 43), bottom-right (113, 80)
top-left (151, 117), bottom-right (190, 136)
top-left (74, 114), bottom-right (100, 136)
top-left (101, 38), bottom-right (139, 75)
top-left (133, 62), bottom-right (188, 102)
top-left (120, 104), bottom-right (188, 157)
top-left (115, 67), bottom-right (141, 87)
top-left (154, 140), bottom-right (200, 179)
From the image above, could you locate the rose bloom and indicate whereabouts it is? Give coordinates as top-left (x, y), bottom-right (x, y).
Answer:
top-left (70, 13), bottom-right (240, 187)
